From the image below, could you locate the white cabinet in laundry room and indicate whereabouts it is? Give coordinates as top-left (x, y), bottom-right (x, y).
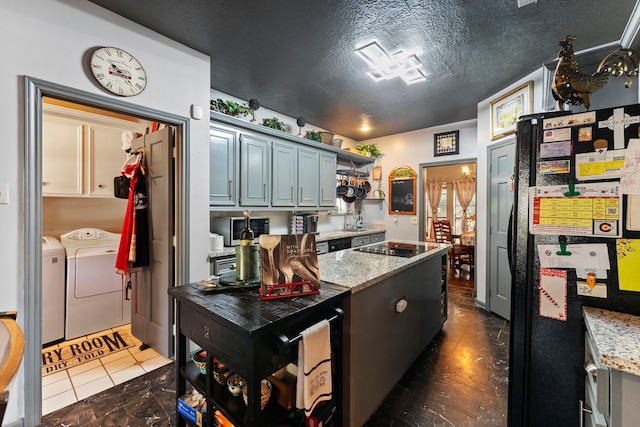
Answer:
top-left (42, 103), bottom-right (146, 197)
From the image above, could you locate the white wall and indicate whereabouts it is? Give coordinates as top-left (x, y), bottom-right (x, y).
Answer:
top-left (358, 120), bottom-right (478, 240)
top-left (0, 1), bottom-right (211, 423)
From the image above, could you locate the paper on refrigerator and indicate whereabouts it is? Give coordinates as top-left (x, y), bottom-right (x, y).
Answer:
top-left (537, 244), bottom-right (610, 269)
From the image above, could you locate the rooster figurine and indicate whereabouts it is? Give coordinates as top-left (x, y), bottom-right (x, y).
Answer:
top-left (552, 35), bottom-right (640, 110)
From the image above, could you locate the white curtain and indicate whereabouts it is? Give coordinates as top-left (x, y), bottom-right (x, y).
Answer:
top-left (426, 181), bottom-right (443, 238)
top-left (454, 181), bottom-right (475, 233)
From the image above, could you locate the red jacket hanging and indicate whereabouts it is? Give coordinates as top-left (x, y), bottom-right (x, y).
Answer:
top-left (116, 153), bottom-right (142, 274)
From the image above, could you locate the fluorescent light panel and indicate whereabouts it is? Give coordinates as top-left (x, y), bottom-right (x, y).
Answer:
top-left (355, 41), bottom-right (426, 84)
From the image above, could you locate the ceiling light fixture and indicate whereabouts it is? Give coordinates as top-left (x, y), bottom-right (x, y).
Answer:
top-left (355, 41), bottom-right (426, 84)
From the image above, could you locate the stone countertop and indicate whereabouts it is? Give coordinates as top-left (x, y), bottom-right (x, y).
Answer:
top-left (314, 223), bottom-right (386, 242)
top-left (583, 306), bottom-right (640, 376)
top-left (208, 224), bottom-right (387, 259)
top-left (318, 240), bottom-right (450, 294)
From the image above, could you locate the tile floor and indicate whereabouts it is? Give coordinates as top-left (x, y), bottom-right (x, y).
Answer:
top-left (41, 324), bottom-right (172, 416)
top-left (39, 276), bottom-right (510, 427)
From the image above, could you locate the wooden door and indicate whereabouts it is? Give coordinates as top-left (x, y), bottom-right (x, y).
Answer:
top-left (131, 127), bottom-right (173, 357)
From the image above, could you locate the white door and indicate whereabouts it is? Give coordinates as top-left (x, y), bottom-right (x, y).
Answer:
top-left (130, 127), bottom-right (173, 357)
top-left (488, 141), bottom-right (514, 320)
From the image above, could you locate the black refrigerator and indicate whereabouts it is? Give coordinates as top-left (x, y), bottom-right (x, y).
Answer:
top-left (508, 103), bottom-right (640, 426)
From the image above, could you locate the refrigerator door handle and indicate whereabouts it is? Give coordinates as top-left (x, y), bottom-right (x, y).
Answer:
top-left (507, 205), bottom-right (514, 273)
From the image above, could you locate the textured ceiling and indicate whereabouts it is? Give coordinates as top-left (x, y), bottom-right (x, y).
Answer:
top-left (88, 0), bottom-right (638, 140)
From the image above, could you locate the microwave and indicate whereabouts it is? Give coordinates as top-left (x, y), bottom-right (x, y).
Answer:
top-left (211, 216), bottom-right (270, 246)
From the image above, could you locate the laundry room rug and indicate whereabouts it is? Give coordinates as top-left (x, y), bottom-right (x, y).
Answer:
top-left (42, 325), bottom-right (139, 377)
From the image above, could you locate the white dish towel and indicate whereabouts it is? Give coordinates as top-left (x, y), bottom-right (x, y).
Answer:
top-left (296, 319), bottom-right (332, 416)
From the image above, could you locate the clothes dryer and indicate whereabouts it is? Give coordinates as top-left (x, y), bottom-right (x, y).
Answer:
top-left (42, 236), bottom-right (65, 344)
top-left (60, 228), bottom-right (130, 340)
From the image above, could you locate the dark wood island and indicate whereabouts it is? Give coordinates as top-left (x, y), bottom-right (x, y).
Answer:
top-left (169, 282), bottom-right (348, 427)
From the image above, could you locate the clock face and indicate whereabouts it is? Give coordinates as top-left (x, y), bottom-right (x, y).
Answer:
top-left (90, 47), bottom-right (147, 96)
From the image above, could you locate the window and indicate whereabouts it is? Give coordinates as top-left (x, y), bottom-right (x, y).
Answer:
top-left (454, 191), bottom-right (476, 232)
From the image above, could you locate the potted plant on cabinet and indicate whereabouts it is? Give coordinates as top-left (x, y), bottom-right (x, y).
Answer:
top-left (210, 98), bottom-right (253, 118)
top-left (262, 117), bottom-right (286, 132)
top-left (356, 143), bottom-right (382, 158)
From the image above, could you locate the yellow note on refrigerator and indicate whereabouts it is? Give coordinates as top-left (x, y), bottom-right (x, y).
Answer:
top-left (617, 239), bottom-right (640, 292)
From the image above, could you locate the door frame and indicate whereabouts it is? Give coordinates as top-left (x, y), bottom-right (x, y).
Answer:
top-left (418, 157), bottom-right (477, 242)
top-left (24, 76), bottom-right (190, 424)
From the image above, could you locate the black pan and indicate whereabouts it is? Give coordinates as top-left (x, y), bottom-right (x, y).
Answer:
top-left (336, 178), bottom-right (349, 195)
top-left (342, 193), bottom-right (356, 203)
top-left (363, 181), bottom-right (371, 193)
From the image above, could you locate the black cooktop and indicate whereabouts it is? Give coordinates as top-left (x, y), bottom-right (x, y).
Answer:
top-left (356, 241), bottom-right (429, 258)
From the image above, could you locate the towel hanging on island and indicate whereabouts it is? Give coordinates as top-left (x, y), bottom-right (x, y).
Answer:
top-left (296, 319), bottom-right (332, 416)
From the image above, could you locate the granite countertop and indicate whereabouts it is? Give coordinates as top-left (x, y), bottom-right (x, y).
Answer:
top-left (318, 240), bottom-right (450, 294)
top-left (208, 224), bottom-right (387, 259)
top-left (314, 223), bottom-right (386, 242)
top-left (583, 306), bottom-right (640, 376)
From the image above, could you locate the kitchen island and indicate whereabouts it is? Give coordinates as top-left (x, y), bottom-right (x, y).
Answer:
top-left (318, 241), bottom-right (451, 427)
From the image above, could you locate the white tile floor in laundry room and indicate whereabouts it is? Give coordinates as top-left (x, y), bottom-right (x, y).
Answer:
top-left (41, 324), bottom-right (172, 415)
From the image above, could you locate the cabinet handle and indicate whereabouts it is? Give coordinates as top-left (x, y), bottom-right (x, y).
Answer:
top-left (264, 183), bottom-right (267, 202)
top-left (228, 180), bottom-right (232, 200)
top-left (579, 399), bottom-right (591, 427)
top-left (98, 184), bottom-right (105, 189)
top-left (42, 181), bottom-right (49, 186)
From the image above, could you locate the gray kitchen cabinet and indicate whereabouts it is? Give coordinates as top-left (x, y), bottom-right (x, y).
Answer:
top-left (583, 329), bottom-right (640, 427)
top-left (351, 235), bottom-right (371, 247)
top-left (239, 132), bottom-right (270, 206)
top-left (320, 152), bottom-right (338, 207)
top-left (209, 124), bottom-right (238, 206)
top-left (298, 146), bottom-right (320, 207)
top-left (210, 111), bottom-right (373, 210)
top-left (342, 253), bottom-right (446, 427)
top-left (370, 233), bottom-right (385, 243)
top-left (271, 140), bottom-right (297, 207)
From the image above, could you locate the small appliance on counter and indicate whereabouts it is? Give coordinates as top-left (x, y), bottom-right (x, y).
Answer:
top-left (291, 213), bottom-right (318, 234)
top-left (211, 216), bottom-right (270, 246)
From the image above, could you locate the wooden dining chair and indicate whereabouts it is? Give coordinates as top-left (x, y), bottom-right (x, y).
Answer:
top-left (432, 219), bottom-right (474, 273)
top-left (0, 311), bottom-right (25, 425)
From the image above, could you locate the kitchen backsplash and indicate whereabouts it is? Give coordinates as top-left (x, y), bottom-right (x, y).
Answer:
top-left (209, 210), bottom-right (347, 236)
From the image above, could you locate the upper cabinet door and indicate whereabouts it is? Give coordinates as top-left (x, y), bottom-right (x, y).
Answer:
top-left (239, 132), bottom-right (270, 206)
top-left (42, 115), bottom-right (83, 196)
top-left (272, 140), bottom-right (297, 207)
top-left (298, 147), bottom-right (319, 207)
top-left (209, 124), bottom-right (238, 206)
top-left (86, 125), bottom-right (129, 197)
top-left (319, 152), bottom-right (337, 207)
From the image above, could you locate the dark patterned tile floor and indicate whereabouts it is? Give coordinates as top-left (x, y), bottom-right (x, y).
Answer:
top-left (39, 278), bottom-right (509, 427)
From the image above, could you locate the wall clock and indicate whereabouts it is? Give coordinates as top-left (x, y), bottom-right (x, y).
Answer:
top-left (90, 47), bottom-right (147, 96)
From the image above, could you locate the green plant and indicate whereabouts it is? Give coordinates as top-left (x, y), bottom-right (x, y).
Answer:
top-left (356, 143), bottom-right (382, 158)
top-left (210, 98), bottom-right (252, 117)
top-left (262, 117), bottom-right (286, 132)
top-left (305, 130), bottom-right (323, 142)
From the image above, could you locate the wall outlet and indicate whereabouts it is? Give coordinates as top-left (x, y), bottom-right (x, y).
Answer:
top-left (577, 281), bottom-right (607, 298)
top-left (410, 217), bottom-right (418, 224)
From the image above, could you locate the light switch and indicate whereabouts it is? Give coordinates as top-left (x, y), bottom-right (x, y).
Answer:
top-left (0, 183), bottom-right (8, 204)
top-left (190, 104), bottom-right (203, 120)
top-left (410, 216), bottom-right (418, 224)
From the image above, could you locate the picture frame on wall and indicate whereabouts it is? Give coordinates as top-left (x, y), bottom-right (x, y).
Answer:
top-left (490, 80), bottom-right (533, 140)
top-left (434, 130), bottom-right (459, 156)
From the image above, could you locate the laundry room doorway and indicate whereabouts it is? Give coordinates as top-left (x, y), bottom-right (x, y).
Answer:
top-left (25, 76), bottom-right (190, 422)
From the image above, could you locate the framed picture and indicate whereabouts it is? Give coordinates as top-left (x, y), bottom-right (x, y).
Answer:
top-left (434, 130), bottom-right (459, 156)
top-left (371, 166), bottom-right (382, 181)
top-left (491, 80), bottom-right (533, 140)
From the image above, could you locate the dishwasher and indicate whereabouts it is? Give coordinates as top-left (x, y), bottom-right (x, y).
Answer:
top-left (328, 237), bottom-right (352, 252)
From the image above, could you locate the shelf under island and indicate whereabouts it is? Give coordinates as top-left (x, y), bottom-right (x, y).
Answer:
top-left (318, 241), bottom-right (451, 427)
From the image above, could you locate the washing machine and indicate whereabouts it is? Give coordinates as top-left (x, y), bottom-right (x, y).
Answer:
top-left (60, 228), bottom-right (131, 340)
top-left (42, 236), bottom-right (65, 344)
